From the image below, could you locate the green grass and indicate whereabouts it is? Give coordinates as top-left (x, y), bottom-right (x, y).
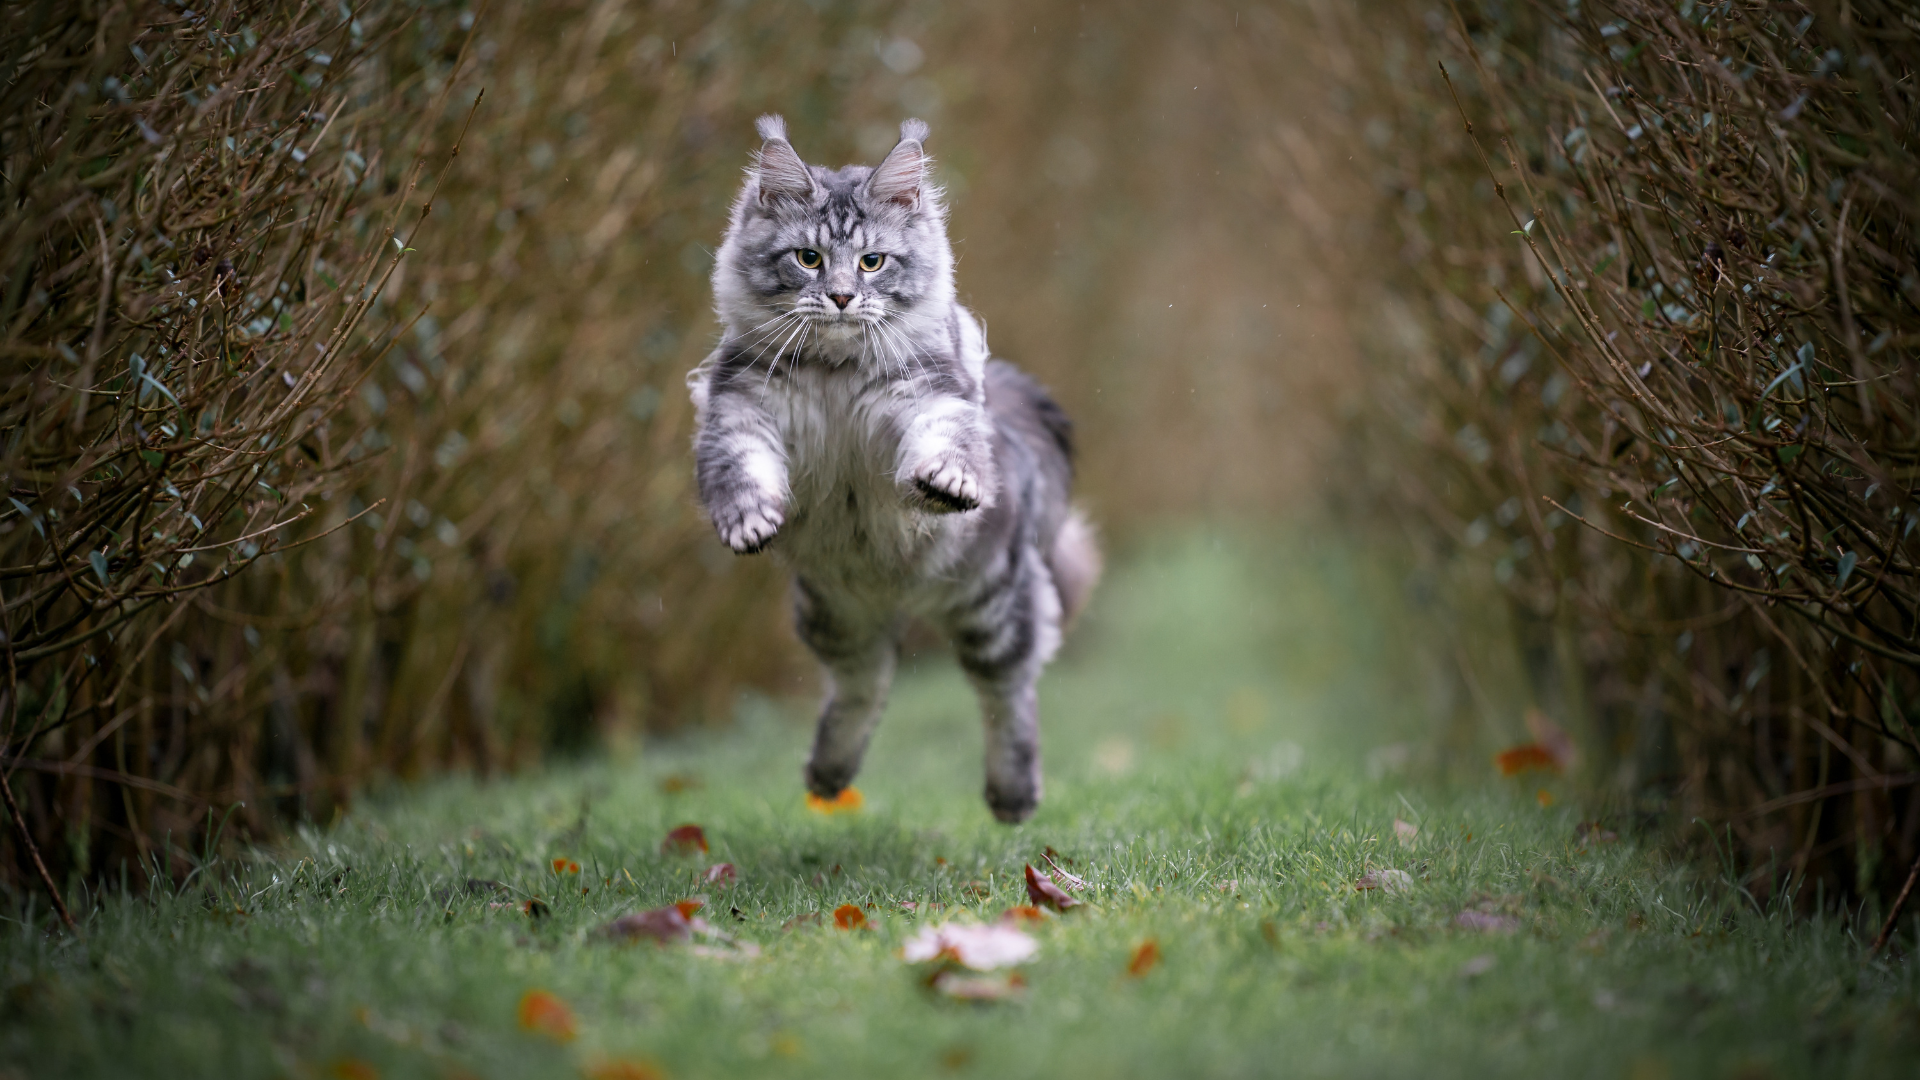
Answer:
top-left (4, 530), bottom-right (1916, 1079)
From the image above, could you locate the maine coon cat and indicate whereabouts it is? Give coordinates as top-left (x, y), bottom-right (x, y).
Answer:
top-left (687, 116), bottom-right (1099, 822)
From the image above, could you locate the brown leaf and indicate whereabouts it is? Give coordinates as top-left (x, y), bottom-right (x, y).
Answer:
top-left (1494, 743), bottom-right (1560, 776)
top-left (1024, 864), bottom-right (1081, 911)
top-left (833, 903), bottom-right (868, 930)
top-left (929, 969), bottom-right (1026, 1001)
top-left (1041, 850), bottom-right (1088, 891)
top-left (1575, 821), bottom-right (1619, 845)
top-left (516, 989), bottom-right (577, 1041)
top-left (583, 1060), bottom-right (666, 1080)
top-left (702, 862), bottom-right (737, 886)
top-left (1393, 818), bottom-right (1419, 847)
top-left (600, 904), bottom-right (692, 944)
top-left (661, 823), bottom-right (708, 856)
top-left (1127, 939), bottom-right (1161, 977)
top-left (522, 898), bottom-right (550, 919)
top-left (1000, 905), bottom-right (1046, 924)
top-left (1454, 910), bottom-right (1521, 933)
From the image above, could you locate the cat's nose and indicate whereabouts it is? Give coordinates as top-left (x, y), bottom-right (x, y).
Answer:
top-left (828, 293), bottom-right (853, 310)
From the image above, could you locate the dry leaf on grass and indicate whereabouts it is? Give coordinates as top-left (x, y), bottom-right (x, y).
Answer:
top-left (702, 863), bottom-right (737, 886)
top-left (1494, 744), bottom-right (1560, 776)
top-left (1041, 849), bottom-right (1089, 891)
top-left (1127, 939), bottom-right (1161, 977)
top-left (1024, 864), bottom-right (1081, 911)
top-left (582, 1059), bottom-right (666, 1080)
top-left (929, 970), bottom-right (1026, 1001)
top-left (1393, 819), bottom-right (1419, 846)
top-left (903, 921), bottom-right (1039, 970)
top-left (1000, 905), bottom-right (1046, 924)
top-left (805, 787), bottom-right (864, 814)
top-left (599, 904), bottom-right (693, 944)
top-left (1354, 868), bottom-right (1414, 895)
top-left (517, 989), bottom-right (577, 1041)
top-left (834, 904), bottom-right (868, 930)
top-left (552, 857), bottom-right (581, 875)
top-left (661, 824), bottom-right (708, 856)
top-left (1454, 910), bottom-right (1521, 933)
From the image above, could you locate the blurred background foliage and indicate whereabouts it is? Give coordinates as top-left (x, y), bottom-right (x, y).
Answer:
top-left (4, 0), bottom-right (1917, 918)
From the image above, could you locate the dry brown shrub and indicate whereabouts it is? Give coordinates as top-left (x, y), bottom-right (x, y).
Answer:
top-left (1347, 0), bottom-right (1920, 907)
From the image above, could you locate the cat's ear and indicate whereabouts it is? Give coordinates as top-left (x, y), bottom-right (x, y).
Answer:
top-left (753, 114), bottom-right (815, 206)
top-left (866, 119), bottom-right (930, 209)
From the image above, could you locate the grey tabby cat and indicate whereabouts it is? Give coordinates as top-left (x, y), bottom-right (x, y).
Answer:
top-left (687, 116), bottom-right (1099, 823)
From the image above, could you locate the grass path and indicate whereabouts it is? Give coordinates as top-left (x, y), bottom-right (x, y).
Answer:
top-left (4, 533), bottom-right (1916, 1079)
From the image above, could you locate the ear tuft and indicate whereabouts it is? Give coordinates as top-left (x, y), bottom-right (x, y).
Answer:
top-left (753, 116), bottom-right (815, 206)
top-left (754, 114), bottom-right (788, 143)
top-left (866, 124), bottom-right (929, 209)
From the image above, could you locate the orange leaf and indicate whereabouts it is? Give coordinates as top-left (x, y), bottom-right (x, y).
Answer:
top-left (661, 824), bottom-right (708, 856)
top-left (582, 1059), bottom-right (666, 1080)
top-left (1024, 864), bottom-right (1081, 911)
top-left (1127, 939), bottom-right (1161, 977)
top-left (1494, 743), bottom-right (1560, 776)
top-left (330, 1060), bottom-right (379, 1080)
top-left (517, 989), bottom-right (577, 1041)
top-left (673, 898), bottom-right (704, 920)
top-left (806, 787), bottom-right (865, 814)
top-left (833, 903), bottom-right (868, 930)
top-left (552, 857), bottom-right (581, 874)
top-left (1001, 905), bottom-right (1046, 924)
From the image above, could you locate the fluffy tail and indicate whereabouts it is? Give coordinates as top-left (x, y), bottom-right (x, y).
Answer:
top-left (1049, 508), bottom-right (1102, 626)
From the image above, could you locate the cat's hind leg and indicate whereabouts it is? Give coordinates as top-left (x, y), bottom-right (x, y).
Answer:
top-left (795, 580), bottom-right (900, 799)
top-left (948, 547), bottom-right (1063, 823)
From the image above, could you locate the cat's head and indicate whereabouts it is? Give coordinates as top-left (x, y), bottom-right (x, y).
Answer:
top-left (712, 116), bottom-right (954, 361)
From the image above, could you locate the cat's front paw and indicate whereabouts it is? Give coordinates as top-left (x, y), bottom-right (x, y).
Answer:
top-left (713, 500), bottom-right (785, 554)
top-left (908, 455), bottom-right (983, 513)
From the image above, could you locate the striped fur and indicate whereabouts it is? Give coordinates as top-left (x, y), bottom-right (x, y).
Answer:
top-left (688, 117), bottom-right (1099, 822)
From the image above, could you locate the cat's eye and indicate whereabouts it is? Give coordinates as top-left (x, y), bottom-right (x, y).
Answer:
top-left (859, 252), bottom-right (886, 272)
top-left (795, 248), bottom-right (823, 269)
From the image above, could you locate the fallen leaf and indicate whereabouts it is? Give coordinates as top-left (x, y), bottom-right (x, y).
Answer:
top-left (658, 772), bottom-right (702, 794)
top-left (599, 905), bottom-right (692, 944)
top-left (959, 881), bottom-right (991, 899)
top-left (552, 857), bottom-right (581, 874)
top-left (1127, 939), bottom-right (1161, 977)
top-left (1459, 953), bottom-right (1497, 977)
top-left (522, 898), bottom-right (551, 919)
top-left (1041, 850), bottom-right (1089, 891)
top-left (1454, 910), bottom-right (1521, 933)
top-left (702, 863), bottom-right (738, 887)
top-left (1525, 708), bottom-right (1578, 770)
top-left (674, 898), bottom-right (704, 920)
top-left (517, 989), bottom-right (577, 1041)
top-left (805, 787), bottom-right (865, 814)
top-left (582, 1059), bottom-right (666, 1080)
top-left (1494, 743), bottom-right (1561, 776)
top-left (1000, 905), bottom-right (1046, 924)
top-left (1024, 864), bottom-right (1081, 911)
top-left (1393, 819), bottom-right (1419, 847)
top-left (330, 1060), bottom-right (379, 1080)
top-left (903, 921), bottom-right (1039, 970)
top-left (1354, 868), bottom-right (1414, 895)
top-left (1575, 821), bottom-right (1619, 845)
top-left (833, 903), bottom-right (868, 930)
top-left (929, 970), bottom-right (1026, 1001)
top-left (661, 824), bottom-right (708, 856)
